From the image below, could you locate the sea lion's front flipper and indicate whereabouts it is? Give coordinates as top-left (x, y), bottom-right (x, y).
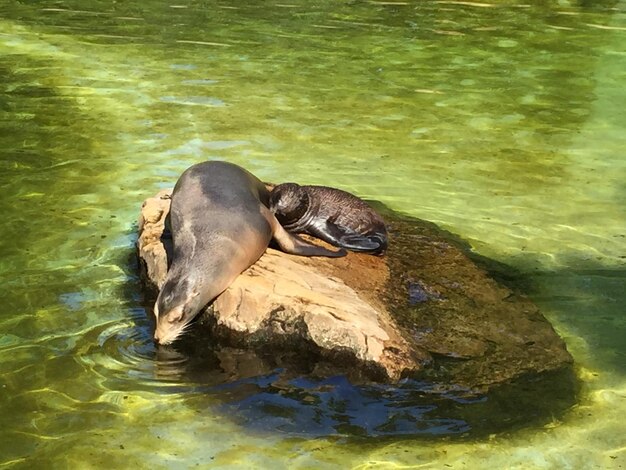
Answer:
top-left (266, 208), bottom-right (346, 258)
top-left (309, 221), bottom-right (386, 254)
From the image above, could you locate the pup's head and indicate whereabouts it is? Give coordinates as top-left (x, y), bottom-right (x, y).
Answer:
top-left (269, 183), bottom-right (309, 227)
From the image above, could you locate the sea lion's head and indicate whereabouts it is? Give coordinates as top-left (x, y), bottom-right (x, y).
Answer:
top-left (153, 275), bottom-right (206, 345)
top-left (269, 183), bottom-right (310, 228)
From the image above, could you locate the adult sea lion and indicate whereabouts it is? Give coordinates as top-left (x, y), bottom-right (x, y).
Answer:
top-left (153, 161), bottom-right (344, 345)
top-left (269, 183), bottom-right (388, 255)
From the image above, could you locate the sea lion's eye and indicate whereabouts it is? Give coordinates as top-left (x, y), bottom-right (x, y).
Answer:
top-left (167, 311), bottom-right (184, 324)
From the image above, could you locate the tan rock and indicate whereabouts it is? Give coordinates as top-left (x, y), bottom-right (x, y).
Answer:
top-left (137, 190), bottom-right (424, 381)
top-left (137, 189), bottom-right (574, 392)
top-left (137, 189), bottom-right (172, 291)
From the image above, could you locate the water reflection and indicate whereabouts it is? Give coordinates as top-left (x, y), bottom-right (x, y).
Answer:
top-left (214, 374), bottom-right (473, 437)
top-left (131, 326), bottom-right (577, 439)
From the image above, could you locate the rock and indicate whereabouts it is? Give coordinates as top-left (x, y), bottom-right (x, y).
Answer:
top-left (137, 189), bottom-right (425, 381)
top-left (137, 190), bottom-right (574, 393)
top-left (381, 213), bottom-right (575, 391)
top-left (137, 189), bottom-right (172, 290)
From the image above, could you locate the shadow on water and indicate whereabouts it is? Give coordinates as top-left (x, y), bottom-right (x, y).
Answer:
top-left (123, 203), bottom-right (587, 441)
top-left (155, 339), bottom-right (577, 441)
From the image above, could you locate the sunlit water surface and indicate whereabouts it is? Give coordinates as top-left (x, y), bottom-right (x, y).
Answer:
top-left (0, 0), bottom-right (624, 468)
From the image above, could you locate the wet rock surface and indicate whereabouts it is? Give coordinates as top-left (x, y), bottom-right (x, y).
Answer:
top-left (137, 190), bottom-right (575, 394)
top-left (381, 210), bottom-right (575, 391)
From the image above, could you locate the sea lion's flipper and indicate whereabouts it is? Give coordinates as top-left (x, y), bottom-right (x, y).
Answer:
top-left (274, 225), bottom-right (347, 258)
top-left (340, 234), bottom-right (387, 253)
top-left (266, 208), bottom-right (346, 258)
top-left (309, 221), bottom-right (387, 254)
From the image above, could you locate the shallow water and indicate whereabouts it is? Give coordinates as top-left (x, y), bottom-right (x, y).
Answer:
top-left (0, 0), bottom-right (625, 468)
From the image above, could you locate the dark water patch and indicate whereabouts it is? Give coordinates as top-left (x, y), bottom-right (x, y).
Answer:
top-left (120, 328), bottom-right (577, 440)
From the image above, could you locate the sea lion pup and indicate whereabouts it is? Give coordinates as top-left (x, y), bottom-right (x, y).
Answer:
top-left (153, 161), bottom-right (344, 345)
top-left (269, 183), bottom-right (388, 255)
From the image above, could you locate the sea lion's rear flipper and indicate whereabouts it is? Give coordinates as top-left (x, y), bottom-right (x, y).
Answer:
top-left (266, 208), bottom-right (346, 258)
top-left (309, 221), bottom-right (386, 254)
top-left (339, 233), bottom-right (387, 254)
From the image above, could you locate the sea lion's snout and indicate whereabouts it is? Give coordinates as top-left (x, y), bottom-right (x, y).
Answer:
top-left (153, 330), bottom-right (165, 344)
top-left (154, 305), bottom-right (186, 345)
top-left (154, 324), bottom-right (182, 345)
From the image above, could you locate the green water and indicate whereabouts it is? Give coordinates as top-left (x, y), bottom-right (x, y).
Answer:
top-left (1, 0), bottom-right (624, 468)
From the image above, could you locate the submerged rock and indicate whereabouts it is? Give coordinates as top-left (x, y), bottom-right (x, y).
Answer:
top-left (137, 189), bottom-right (574, 393)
